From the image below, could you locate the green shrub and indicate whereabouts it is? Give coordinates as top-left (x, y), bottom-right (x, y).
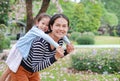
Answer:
top-left (76, 36), bottom-right (95, 45)
top-left (69, 32), bottom-right (81, 41)
top-left (71, 48), bottom-right (120, 74)
top-left (2, 38), bottom-right (11, 49)
top-left (110, 30), bottom-right (118, 36)
top-left (0, 1), bottom-right (9, 25)
top-left (8, 35), bottom-right (16, 40)
top-left (0, 28), bottom-right (5, 52)
top-left (0, 40), bottom-right (3, 52)
top-left (0, 24), bottom-right (10, 51)
top-left (82, 32), bottom-right (95, 38)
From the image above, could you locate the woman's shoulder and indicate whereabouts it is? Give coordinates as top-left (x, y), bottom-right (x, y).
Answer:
top-left (58, 39), bottom-right (64, 46)
top-left (33, 37), bottom-right (64, 46)
top-left (32, 37), bottom-right (47, 44)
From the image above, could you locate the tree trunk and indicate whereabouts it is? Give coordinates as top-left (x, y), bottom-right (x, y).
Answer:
top-left (36, 0), bottom-right (50, 18)
top-left (25, 0), bottom-right (33, 32)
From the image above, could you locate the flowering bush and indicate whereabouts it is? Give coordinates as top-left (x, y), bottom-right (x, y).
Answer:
top-left (71, 48), bottom-right (120, 74)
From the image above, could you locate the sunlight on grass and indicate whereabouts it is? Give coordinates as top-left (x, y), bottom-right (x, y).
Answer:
top-left (95, 36), bottom-right (120, 45)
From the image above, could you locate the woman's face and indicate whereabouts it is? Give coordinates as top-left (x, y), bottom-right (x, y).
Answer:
top-left (51, 17), bottom-right (69, 39)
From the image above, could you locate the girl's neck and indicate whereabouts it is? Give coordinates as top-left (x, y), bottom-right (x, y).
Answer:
top-left (48, 33), bottom-right (60, 50)
top-left (48, 33), bottom-right (60, 43)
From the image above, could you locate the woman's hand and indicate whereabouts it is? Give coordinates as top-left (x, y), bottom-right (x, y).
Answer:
top-left (55, 46), bottom-right (64, 60)
top-left (66, 43), bottom-right (74, 54)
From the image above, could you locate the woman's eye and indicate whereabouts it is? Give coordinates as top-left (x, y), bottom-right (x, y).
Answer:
top-left (63, 25), bottom-right (67, 28)
top-left (55, 24), bottom-right (60, 27)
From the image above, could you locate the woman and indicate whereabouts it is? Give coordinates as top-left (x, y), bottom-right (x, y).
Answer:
top-left (10, 13), bottom-right (74, 81)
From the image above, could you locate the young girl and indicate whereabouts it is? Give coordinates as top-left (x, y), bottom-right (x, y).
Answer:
top-left (0, 13), bottom-right (71, 81)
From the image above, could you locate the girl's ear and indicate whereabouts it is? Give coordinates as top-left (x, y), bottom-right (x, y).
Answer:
top-left (35, 21), bottom-right (39, 26)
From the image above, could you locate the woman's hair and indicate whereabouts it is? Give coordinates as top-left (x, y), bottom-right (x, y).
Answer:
top-left (48, 14), bottom-right (69, 32)
top-left (33, 13), bottom-right (51, 25)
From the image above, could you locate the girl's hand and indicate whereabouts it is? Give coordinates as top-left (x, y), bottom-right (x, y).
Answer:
top-left (55, 46), bottom-right (64, 60)
top-left (66, 43), bottom-right (74, 54)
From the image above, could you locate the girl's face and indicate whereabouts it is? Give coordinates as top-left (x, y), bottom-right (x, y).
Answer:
top-left (51, 17), bottom-right (69, 39)
top-left (37, 17), bottom-right (50, 32)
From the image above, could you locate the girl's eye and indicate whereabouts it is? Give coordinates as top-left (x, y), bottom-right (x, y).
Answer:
top-left (42, 22), bottom-right (45, 24)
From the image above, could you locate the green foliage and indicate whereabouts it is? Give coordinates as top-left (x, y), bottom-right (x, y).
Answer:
top-left (76, 35), bottom-right (95, 45)
top-left (0, 24), bottom-right (10, 51)
top-left (103, 11), bottom-right (118, 26)
top-left (60, 1), bottom-right (75, 19)
top-left (1, 38), bottom-right (11, 49)
top-left (46, 2), bottom-right (57, 15)
top-left (0, 0), bottom-right (9, 25)
top-left (101, 0), bottom-right (120, 24)
top-left (47, 1), bottom-right (75, 30)
top-left (100, 0), bottom-right (120, 36)
top-left (0, 24), bottom-right (6, 32)
top-left (69, 32), bottom-right (81, 41)
top-left (71, 48), bottom-right (120, 74)
top-left (0, 24), bottom-right (6, 51)
top-left (71, 1), bottom-right (102, 32)
top-left (8, 35), bottom-right (16, 40)
top-left (74, 32), bottom-right (95, 45)
top-left (82, 32), bottom-right (95, 38)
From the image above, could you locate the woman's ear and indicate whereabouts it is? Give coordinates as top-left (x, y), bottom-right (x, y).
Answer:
top-left (50, 25), bottom-right (53, 31)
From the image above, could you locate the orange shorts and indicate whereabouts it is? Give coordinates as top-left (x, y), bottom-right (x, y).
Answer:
top-left (10, 66), bottom-right (40, 81)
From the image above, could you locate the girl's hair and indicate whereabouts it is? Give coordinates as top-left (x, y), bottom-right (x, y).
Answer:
top-left (34, 13), bottom-right (51, 25)
top-left (48, 14), bottom-right (69, 33)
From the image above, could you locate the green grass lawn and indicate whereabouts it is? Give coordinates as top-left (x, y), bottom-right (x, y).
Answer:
top-left (95, 36), bottom-right (120, 45)
top-left (73, 36), bottom-right (120, 45)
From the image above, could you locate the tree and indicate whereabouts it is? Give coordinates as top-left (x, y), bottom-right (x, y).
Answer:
top-left (25, 0), bottom-right (33, 32)
top-left (36, 0), bottom-right (50, 18)
top-left (0, 0), bottom-right (9, 25)
top-left (102, 10), bottom-right (118, 36)
top-left (26, 0), bottom-right (50, 32)
top-left (100, 0), bottom-right (120, 24)
top-left (100, 0), bottom-right (120, 36)
top-left (71, 1), bottom-right (102, 33)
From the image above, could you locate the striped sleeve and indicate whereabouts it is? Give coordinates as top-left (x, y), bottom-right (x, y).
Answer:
top-left (30, 38), bottom-right (57, 72)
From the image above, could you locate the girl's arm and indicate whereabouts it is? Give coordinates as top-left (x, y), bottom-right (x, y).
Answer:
top-left (63, 36), bottom-right (70, 44)
top-left (33, 26), bottom-right (59, 48)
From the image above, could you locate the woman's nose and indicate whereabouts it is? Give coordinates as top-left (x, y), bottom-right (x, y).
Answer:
top-left (59, 26), bottom-right (64, 30)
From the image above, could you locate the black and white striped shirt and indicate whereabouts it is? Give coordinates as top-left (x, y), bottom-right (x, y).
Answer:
top-left (21, 37), bottom-right (67, 72)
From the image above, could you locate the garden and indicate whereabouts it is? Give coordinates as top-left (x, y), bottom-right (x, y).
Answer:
top-left (0, 0), bottom-right (120, 81)
top-left (0, 47), bottom-right (120, 81)
top-left (39, 48), bottom-right (120, 81)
